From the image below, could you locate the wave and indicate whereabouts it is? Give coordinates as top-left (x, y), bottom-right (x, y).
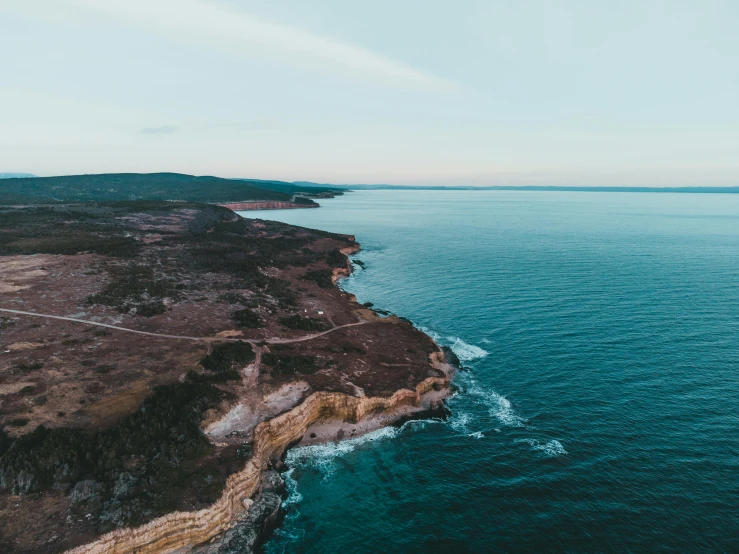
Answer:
top-left (416, 326), bottom-right (489, 362)
top-left (449, 411), bottom-right (472, 434)
top-left (284, 419), bottom-right (433, 478)
top-left (515, 438), bottom-right (567, 457)
top-left (449, 337), bottom-right (489, 362)
top-left (458, 371), bottom-right (526, 428)
top-left (485, 391), bottom-right (526, 427)
top-left (281, 468), bottom-right (303, 507)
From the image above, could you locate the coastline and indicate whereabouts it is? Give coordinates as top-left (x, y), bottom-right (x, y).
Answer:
top-left (61, 238), bottom-right (456, 554)
top-left (218, 201), bottom-right (318, 211)
top-left (65, 378), bottom-right (455, 554)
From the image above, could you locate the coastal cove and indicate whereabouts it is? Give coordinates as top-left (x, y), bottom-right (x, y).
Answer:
top-left (246, 189), bottom-right (739, 553)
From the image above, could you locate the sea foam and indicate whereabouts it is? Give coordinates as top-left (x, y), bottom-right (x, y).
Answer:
top-left (459, 372), bottom-right (527, 428)
top-left (281, 468), bottom-right (303, 507)
top-left (284, 420), bottom-right (432, 478)
top-left (416, 326), bottom-right (489, 362)
top-left (449, 337), bottom-right (489, 362)
top-left (515, 438), bottom-right (567, 457)
top-left (486, 391), bottom-right (526, 427)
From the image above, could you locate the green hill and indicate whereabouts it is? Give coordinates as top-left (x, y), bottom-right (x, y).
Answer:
top-left (0, 172), bottom-right (341, 205)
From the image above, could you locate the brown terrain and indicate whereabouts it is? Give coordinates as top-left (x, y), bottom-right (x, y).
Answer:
top-left (0, 202), bottom-right (454, 553)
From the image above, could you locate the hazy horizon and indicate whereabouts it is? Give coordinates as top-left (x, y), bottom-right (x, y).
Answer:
top-left (2, 1), bottom-right (739, 186)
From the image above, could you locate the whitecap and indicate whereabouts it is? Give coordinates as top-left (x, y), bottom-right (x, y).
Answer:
top-left (281, 467), bottom-right (303, 507)
top-left (449, 411), bottom-right (471, 434)
top-left (515, 438), bottom-right (567, 457)
top-left (486, 391), bottom-right (526, 427)
top-left (286, 426), bottom-right (399, 477)
top-left (415, 327), bottom-right (488, 362)
top-left (449, 372), bottom-right (526, 430)
top-left (448, 337), bottom-right (489, 362)
top-left (469, 431), bottom-right (485, 439)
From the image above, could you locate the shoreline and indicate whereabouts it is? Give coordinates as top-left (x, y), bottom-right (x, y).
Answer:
top-left (65, 376), bottom-right (455, 554)
top-left (62, 238), bottom-right (456, 554)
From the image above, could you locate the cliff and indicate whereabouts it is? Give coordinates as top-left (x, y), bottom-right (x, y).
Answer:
top-left (66, 376), bottom-right (450, 554)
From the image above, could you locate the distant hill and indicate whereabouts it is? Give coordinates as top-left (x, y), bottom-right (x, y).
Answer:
top-left (0, 172), bottom-right (342, 205)
top-left (0, 173), bottom-right (36, 179)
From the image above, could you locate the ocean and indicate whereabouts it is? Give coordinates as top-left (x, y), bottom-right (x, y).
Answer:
top-left (240, 190), bottom-right (739, 552)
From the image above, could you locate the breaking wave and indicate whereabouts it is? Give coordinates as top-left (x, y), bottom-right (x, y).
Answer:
top-left (285, 426), bottom-right (399, 478)
top-left (449, 337), bottom-right (489, 362)
top-left (416, 327), bottom-right (489, 362)
top-left (515, 438), bottom-right (567, 457)
top-left (281, 468), bottom-right (303, 507)
top-left (284, 419), bottom-right (434, 478)
top-left (459, 372), bottom-right (527, 428)
top-left (485, 391), bottom-right (526, 427)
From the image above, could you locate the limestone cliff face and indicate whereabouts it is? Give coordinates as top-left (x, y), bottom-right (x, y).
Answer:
top-left (332, 244), bottom-right (360, 283)
top-left (66, 377), bottom-right (449, 554)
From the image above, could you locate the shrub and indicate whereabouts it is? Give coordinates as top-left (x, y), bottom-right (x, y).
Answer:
top-left (262, 353), bottom-right (319, 376)
top-left (218, 292), bottom-right (252, 306)
top-left (279, 315), bottom-right (329, 332)
top-left (326, 249), bottom-right (346, 268)
top-left (200, 341), bottom-right (255, 373)
top-left (232, 308), bottom-right (262, 329)
top-left (300, 269), bottom-right (334, 289)
top-left (16, 361), bottom-right (44, 371)
top-left (136, 301), bottom-right (166, 317)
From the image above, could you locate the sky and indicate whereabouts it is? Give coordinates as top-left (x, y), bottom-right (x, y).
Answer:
top-left (1, 0), bottom-right (738, 186)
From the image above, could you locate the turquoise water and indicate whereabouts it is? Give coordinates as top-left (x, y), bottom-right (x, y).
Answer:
top-left (244, 190), bottom-right (739, 552)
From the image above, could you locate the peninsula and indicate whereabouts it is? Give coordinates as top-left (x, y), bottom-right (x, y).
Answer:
top-left (0, 191), bottom-right (455, 552)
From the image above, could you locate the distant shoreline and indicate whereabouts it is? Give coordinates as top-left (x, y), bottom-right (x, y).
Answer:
top-left (297, 184), bottom-right (739, 194)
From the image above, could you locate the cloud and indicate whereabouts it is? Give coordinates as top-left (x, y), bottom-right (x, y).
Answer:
top-left (141, 125), bottom-right (178, 135)
top-left (67, 0), bottom-right (457, 91)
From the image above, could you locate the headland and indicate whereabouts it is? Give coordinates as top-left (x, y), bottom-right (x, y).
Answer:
top-left (0, 201), bottom-right (454, 552)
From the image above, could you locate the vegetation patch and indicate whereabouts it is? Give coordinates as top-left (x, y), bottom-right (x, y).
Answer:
top-left (15, 361), bottom-right (44, 371)
top-left (262, 353), bottom-right (320, 376)
top-left (300, 269), bottom-right (334, 289)
top-left (326, 249), bottom-right (347, 268)
top-left (323, 343), bottom-right (366, 355)
top-left (232, 308), bottom-right (262, 329)
top-left (88, 264), bottom-right (180, 315)
top-left (279, 314), bottom-right (329, 332)
top-left (0, 372), bottom-right (235, 531)
top-left (200, 341), bottom-right (255, 374)
top-left (218, 292), bottom-right (255, 307)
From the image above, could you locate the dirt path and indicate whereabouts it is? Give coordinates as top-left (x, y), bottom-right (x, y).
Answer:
top-left (0, 307), bottom-right (366, 345)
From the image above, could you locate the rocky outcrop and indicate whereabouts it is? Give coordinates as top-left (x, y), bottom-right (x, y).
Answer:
top-left (65, 376), bottom-right (450, 554)
top-left (332, 244), bottom-right (361, 284)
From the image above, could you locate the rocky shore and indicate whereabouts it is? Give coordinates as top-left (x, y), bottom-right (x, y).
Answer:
top-left (66, 375), bottom-right (453, 554)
